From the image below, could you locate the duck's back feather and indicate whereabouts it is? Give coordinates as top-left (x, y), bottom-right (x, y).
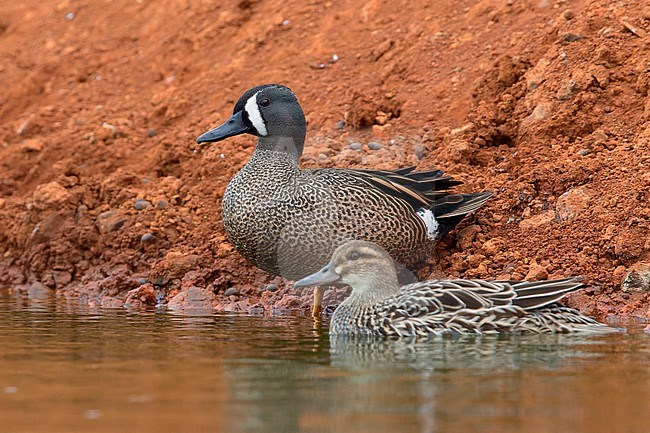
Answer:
top-left (332, 278), bottom-right (615, 335)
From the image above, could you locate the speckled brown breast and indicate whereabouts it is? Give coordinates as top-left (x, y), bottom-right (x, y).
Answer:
top-left (222, 150), bottom-right (436, 280)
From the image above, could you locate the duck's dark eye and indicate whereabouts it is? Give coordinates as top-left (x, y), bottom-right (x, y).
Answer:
top-left (350, 252), bottom-right (359, 261)
top-left (259, 98), bottom-right (270, 107)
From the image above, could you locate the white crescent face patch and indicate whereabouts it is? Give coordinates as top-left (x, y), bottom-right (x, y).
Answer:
top-left (244, 91), bottom-right (268, 136)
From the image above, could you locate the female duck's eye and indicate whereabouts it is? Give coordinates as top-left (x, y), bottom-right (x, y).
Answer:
top-left (259, 98), bottom-right (270, 107)
top-left (350, 252), bottom-right (359, 260)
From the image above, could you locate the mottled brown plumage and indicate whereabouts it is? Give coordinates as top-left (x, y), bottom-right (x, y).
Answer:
top-left (221, 149), bottom-right (489, 280)
top-left (295, 241), bottom-right (619, 336)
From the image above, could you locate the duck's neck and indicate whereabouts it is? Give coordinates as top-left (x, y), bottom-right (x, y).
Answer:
top-left (255, 133), bottom-right (305, 161)
top-left (343, 274), bottom-right (401, 307)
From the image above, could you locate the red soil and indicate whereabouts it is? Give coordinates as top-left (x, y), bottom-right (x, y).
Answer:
top-left (0, 0), bottom-right (648, 320)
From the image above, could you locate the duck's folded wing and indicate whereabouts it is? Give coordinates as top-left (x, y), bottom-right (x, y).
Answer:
top-left (376, 280), bottom-right (518, 335)
top-left (390, 279), bottom-right (517, 315)
top-left (370, 278), bottom-right (601, 336)
top-left (311, 167), bottom-right (492, 221)
top-left (340, 167), bottom-right (462, 207)
top-left (387, 278), bottom-right (584, 315)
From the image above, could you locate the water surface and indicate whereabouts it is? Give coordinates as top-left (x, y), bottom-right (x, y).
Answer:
top-left (1, 292), bottom-right (648, 433)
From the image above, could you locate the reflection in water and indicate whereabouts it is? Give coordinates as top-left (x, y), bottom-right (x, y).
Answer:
top-left (0, 291), bottom-right (648, 433)
top-left (323, 334), bottom-right (648, 433)
top-left (222, 332), bottom-right (650, 433)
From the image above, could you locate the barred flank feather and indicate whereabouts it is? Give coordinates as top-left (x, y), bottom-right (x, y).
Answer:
top-left (297, 241), bottom-right (621, 336)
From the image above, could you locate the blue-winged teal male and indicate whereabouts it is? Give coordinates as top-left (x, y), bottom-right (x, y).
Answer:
top-left (197, 84), bottom-right (491, 316)
top-left (295, 240), bottom-right (618, 335)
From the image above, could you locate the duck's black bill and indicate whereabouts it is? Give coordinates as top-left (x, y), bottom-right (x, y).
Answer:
top-left (294, 263), bottom-right (341, 288)
top-left (196, 110), bottom-right (250, 144)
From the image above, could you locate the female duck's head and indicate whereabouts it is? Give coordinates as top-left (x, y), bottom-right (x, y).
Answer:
top-left (197, 84), bottom-right (307, 157)
top-left (294, 240), bottom-right (401, 302)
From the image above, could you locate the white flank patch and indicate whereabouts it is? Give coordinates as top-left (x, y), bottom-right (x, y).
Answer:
top-left (244, 92), bottom-right (268, 136)
top-left (417, 208), bottom-right (439, 240)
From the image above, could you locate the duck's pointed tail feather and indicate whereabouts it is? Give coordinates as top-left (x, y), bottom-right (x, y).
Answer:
top-left (432, 191), bottom-right (493, 236)
top-left (510, 277), bottom-right (584, 310)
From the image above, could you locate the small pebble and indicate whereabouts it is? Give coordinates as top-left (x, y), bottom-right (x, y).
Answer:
top-left (141, 233), bottom-right (154, 243)
top-left (4, 386), bottom-right (18, 394)
top-left (65, 12), bottom-right (75, 21)
top-left (348, 142), bottom-right (362, 150)
top-left (562, 33), bottom-right (582, 42)
top-left (266, 284), bottom-right (278, 292)
top-left (156, 200), bottom-right (168, 209)
top-left (599, 27), bottom-right (615, 37)
top-left (367, 142), bottom-right (382, 150)
top-left (577, 148), bottom-right (590, 156)
top-left (136, 277), bottom-right (147, 285)
top-left (134, 199), bottom-right (152, 210)
top-left (334, 120), bottom-right (345, 130)
top-left (414, 145), bottom-right (425, 160)
top-left (76, 204), bottom-right (88, 218)
top-left (224, 287), bottom-right (239, 297)
top-left (146, 129), bottom-right (156, 137)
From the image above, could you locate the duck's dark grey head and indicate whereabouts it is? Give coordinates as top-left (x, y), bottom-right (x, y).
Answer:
top-left (197, 84), bottom-right (307, 157)
top-left (294, 241), bottom-right (401, 300)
